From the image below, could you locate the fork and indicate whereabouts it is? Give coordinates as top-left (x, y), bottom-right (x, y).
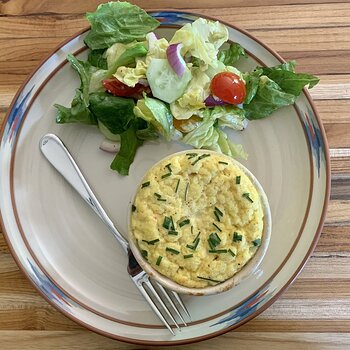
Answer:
top-left (39, 133), bottom-right (190, 335)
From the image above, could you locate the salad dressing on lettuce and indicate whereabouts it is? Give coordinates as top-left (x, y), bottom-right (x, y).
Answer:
top-left (54, 1), bottom-right (319, 176)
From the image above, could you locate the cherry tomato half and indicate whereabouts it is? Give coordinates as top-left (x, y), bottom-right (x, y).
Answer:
top-left (103, 78), bottom-right (150, 99)
top-left (210, 72), bottom-right (246, 104)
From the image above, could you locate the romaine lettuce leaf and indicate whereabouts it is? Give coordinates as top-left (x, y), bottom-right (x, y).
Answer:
top-left (218, 43), bottom-right (247, 66)
top-left (134, 96), bottom-right (173, 140)
top-left (55, 54), bottom-right (97, 125)
top-left (243, 68), bottom-right (263, 104)
top-left (170, 18), bottom-right (228, 66)
top-left (110, 123), bottom-right (143, 175)
top-left (244, 76), bottom-right (296, 120)
top-left (84, 2), bottom-right (160, 50)
top-left (207, 105), bottom-right (247, 130)
top-left (89, 92), bottom-right (135, 134)
top-left (88, 49), bottom-right (107, 69)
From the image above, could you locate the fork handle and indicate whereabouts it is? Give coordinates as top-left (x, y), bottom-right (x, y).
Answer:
top-left (39, 133), bottom-right (129, 254)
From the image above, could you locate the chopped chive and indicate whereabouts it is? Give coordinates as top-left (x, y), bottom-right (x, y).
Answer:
top-left (168, 230), bottom-right (178, 236)
top-left (161, 172), bottom-right (172, 179)
top-left (212, 223), bottom-right (222, 232)
top-left (131, 204), bottom-right (136, 212)
top-left (185, 182), bottom-right (189, 201)
top-left (165, 163), bottom-right (172, 173)
top-left (219, 161), bottom-right (228, 165)
top-left (170, 216), bottom-right (175, 230)
top-left (154, 193), bottom-right (161, 198)
top-left (142, 238), bottom-right (160, 245)
top-left (166, 247), bottom-right (180, 255)
top-left (252, 238), bottom-right (261, 247)
top-left (207, 239), bottom-right (215, 250)
top-left (163, 216), bottom-right (171, 230)
top-left (214, 207), bottom-right (224, 217)
top-left (208, 232), bottom-right (221, 248)
top-left (157, 198), bottom-right (166, 202)
top-left (236, 176), bottom-right (241, 184)
top-left (197, 276), bottom-right (222, 283)
top-left (175, 179), bottom-right (180, 193)
top-left (233, 232), bottom-right (243, 242)
top-left (214, 211), bottom-right (221, 222)
top-left (141, 250), bottom-right (148, 260)
top-left (242, 192), bottom-right (254, 203)
top-left (179, 219), bottom-right (190, 227)
top-left (191, 153), bottom-right (211, 165)
top-left (186, 152), bottom-right (198, 159)
top-left (156, 256), bottom-right (163, 266)
top-left (187, 233), bottom-right (200, 250)
top-left (228, 249), bottom-right (236, 257)
top-left (141, 181), bottom-right (150, 188)
top-left (184, 254), bottom-right (194, 259)
top-left (208, 249), bottom-right (228, 254)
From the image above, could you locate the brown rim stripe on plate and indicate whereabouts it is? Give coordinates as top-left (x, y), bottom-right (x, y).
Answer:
top-left (0, 10), bottom-right (330, 346)
top-left (8, 39), bottom-right (314, 328)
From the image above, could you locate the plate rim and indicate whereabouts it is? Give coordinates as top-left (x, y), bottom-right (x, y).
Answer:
top-left (0, 9), bottom-right (331, 346)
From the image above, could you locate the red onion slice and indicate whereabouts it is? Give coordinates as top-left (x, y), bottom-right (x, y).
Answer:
top-left (166, 43), bottom-right (186, 76)
top-left (204, 95), bottom-right (228, 106)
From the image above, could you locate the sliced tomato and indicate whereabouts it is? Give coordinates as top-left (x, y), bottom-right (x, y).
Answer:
top-left (103, 78), bottom-right (150, 99)
top-left (210, 72), bottom-right (246, 104)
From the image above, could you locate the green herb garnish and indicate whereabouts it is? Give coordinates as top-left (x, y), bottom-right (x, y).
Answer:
top-left (212, 223), bottom-right (222, 232)
top-left (233, 232), bottom-right (243, 242)
top-left (165, 163), bottom-right (172, 173)
top-left (214, 211), bottom-right (221, 222)
top-left (163, 216), bottom-right (171, 230)
top-left (186, 153), bottom-right (198, 159)
top-left (166, 247), bottom-right (180, 255)
top-left (154, 193), bottom-right (161, 198)
top-left (228, 249), bottom-right (236, 257)
top-left (208, 249), bottom-right (228, 254)
top-left (168, 230), bottom-right (178, 236)
top-left (170, 216), bottom-right (175, 230)
top-left (197, 276), bottom-right (222, 283)
top-left (161, 172), bottom-right (172, 179)
top-left (187, 232), bottom-right (200, 250)
top-left (131, 204), bottom-right (136, 212)
top-left (157, 198), bottom-right (166, 202)
top-left (184, 254), bottom-right (193, 259)
top-left (242, 192), bottom-right (254, 203)
top-left (185, 182), bottom-right (189, 201)
top-left (142, 238), bottom-right (160, 245)
top-left (236, 176), bottom-right (241, 184)
top-left (208, 232), bottom-right (221, 248)
top-left (214, 207), bottom-right (224, 217)
top-left (219, 161), bottom-right (228, 165)
top-left (175, 178), bottom-right (180, 193)
top-left (141, 181), bottom-right (150, 188)
top-left (252, 238), bottom-right (261, 247)
top-left (156, 256), bottom-right (163, 266)
top-left (179, 219), bottom-right (190, 227)
top-left (141, 250), bottom-right (148, 260)
top-left (191, 153), bottom-right (211, 165)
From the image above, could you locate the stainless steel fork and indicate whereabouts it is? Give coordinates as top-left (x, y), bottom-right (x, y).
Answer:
top-left (39, 133), bottom-right (190, 335)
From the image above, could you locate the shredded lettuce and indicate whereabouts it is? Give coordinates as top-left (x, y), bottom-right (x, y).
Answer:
top-left (218, 42), bottom-right (247, 65)
top-left (84, 1), bottom-right (159, 50)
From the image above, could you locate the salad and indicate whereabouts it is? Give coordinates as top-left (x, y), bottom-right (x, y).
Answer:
top-left (54, 1), bottom-right (319, 175)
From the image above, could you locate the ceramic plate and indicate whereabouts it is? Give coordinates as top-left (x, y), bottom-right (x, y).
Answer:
top-left (0, 11), bottom-right (330, 345)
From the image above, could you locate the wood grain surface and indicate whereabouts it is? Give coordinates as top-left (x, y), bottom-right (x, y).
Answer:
top-left (1, 0), bottom-right (349, 349)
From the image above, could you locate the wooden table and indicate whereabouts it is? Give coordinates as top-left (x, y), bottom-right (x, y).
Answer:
top-left (1, 0), bottom-right (349, 349)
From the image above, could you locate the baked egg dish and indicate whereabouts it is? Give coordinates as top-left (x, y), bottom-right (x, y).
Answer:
top-left (130, 151), bottom-right (264, 288)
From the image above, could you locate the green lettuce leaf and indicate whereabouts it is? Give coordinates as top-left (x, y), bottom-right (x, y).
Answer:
top-left (88, 49), bottom-right (107, 69)
top-left (54, 54), bottom-right (97, 124)
top-left (84, 2), bottom-right (160, 50)
top-left (262, 61), bottom-right (319, 96)
top-left (243, 68), bottom-right (263, 104)
top-left (218, 43), bottom-right (247, 65)
top-left (110, 123), bottom-right (143, 175)
top-left (206, 105), bottom-right (247, 131)
top-left (134, 96), bottom-right (173, 140)
top-left (244, 76), bottom-right (296, 120)
top-left (89, 92), bottom-right (135, 134)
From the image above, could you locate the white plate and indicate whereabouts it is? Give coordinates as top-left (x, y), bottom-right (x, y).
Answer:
top-left (0, 11), bottom-right (330, 345)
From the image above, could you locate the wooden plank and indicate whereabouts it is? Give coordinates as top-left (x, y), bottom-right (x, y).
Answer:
top-left (1, 330), bottom-right (350, 349)
top-left (331, 157), bottom-right (350, 175)
top-left (315, 100), bottom-right (350, 124)
top-left (1, 0), bottom-right (349, 14)
top-left (310, 83), bottom-right (350, 100)
top-left (325, 124), bottom-right (350, 148)
top-left (316, 226), bottom-right (350, 253)
top-left (325, 200), bottom-right (350, 226)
